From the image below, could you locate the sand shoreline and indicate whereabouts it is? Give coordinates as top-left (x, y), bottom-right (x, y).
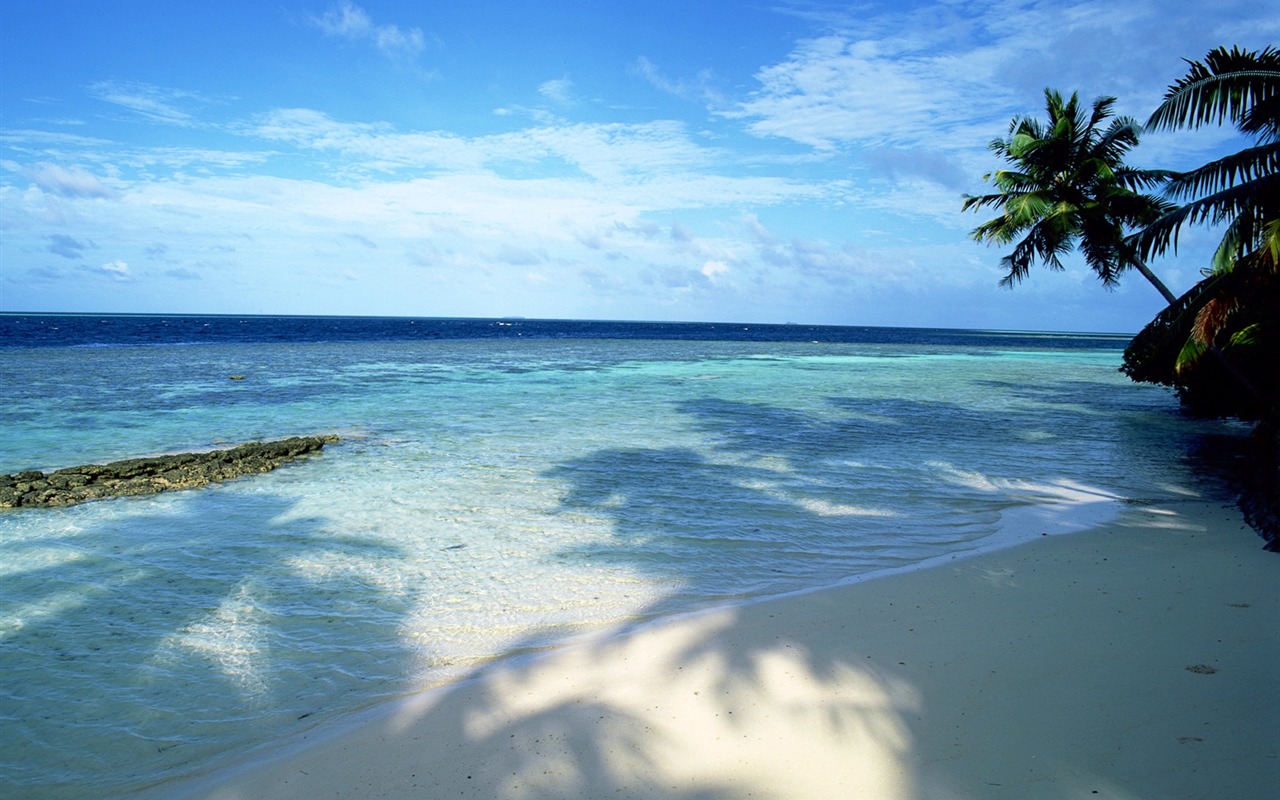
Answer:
top-left (153, 495), bottom-right (1278, 800)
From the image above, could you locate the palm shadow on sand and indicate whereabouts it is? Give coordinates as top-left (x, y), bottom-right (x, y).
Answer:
top-left (195, 388), bottom-right (1226, 800)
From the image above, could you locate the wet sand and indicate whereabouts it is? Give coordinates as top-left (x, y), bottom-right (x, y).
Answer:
top-left (157, 496), bottom-right (1279, 799)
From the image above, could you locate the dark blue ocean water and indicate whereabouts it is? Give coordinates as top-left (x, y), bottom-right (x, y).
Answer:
top-left (0, 313), bottom-right (1131, 350)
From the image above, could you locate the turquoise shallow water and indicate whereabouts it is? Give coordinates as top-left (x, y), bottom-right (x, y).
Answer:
top-left (0, 334), bottom-right (1234, 797)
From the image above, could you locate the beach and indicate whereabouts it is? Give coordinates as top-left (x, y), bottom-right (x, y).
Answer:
top-left (156, 494), bottom-right (1279, 800)
top-left (4, 319), bottom-right (1274, 798)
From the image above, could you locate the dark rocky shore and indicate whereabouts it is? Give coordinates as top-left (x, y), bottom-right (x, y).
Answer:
top-left (1239, 420), bottom-right (1280, 551)
top-left (0, 435), bottom-right (338, 509)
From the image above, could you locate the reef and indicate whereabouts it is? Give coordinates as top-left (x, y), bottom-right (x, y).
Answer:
top-left (0, 435), bottom-right (338, 509)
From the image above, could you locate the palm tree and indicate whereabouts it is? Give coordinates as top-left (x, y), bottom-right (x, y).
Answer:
top-left (963, 89), bottom-right (1176, 302)
top-left (1137, 45), bottom-right (1280, 269)
top-left (1122, 46), bottom-right (1279, 417)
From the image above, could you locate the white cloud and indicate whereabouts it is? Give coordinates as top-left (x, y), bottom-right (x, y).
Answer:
top-left (726, 32), bottom-right (1005, 150)
top-left (244, 109), bottom-right (799, 191)
top-left (88, 80), bottom-right (205, 127)
top-left (313, 2), bottom-right (425, 59)
top-left (538, 78), bottom-right (575, 106)
top-left (724, 0), bottom-right (1263, 154)
top-left (3, 130), bottom-right (271, 177)
top-left (24, 163), bottom-right (114, 199)
top-left (701, 260), bottom-right (730, 282)
top-left (100, 260), bottom-right (131, 280)
top-left (631, 57), bottom-right (723, 107)
top-left (742, 215), bottom-right (928, 289)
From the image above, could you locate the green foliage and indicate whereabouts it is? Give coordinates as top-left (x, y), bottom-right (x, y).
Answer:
top-left (1230, 323), bottom-right (1263, 348)
top-left (965, 47), bottom-right (1279, 421)
top-left (1121, 45), bottom-right (1280, 420)
top-left (1136, 46), bottom-right (1280, 270)
top-left (963, 90), bottom-right (1175, 297)
top-left (1146, 45), bottom-right (1280, 138)
top-left (1121, 262), bottom-right (1278, 418)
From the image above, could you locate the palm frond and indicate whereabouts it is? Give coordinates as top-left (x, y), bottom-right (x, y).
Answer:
top-left (961, 192), bottom-right (1010, 213)
top-left (1146, 46), bottom-right (1280, 133)
top-left (1192, 295), bottom-right (1240, 347)
top-left (1088, 96), bottom-right (1119, 129)
top-left (1112, 166), bottom-right (1176, 191)
top-left (1095, 117), bottom-right (1143, 160)
top-left (1244, 94), bottom-right (1280, 140)
top-left (1162, 142), bottom-right (1280, 201)
top-left (1137, 172), bottom-right (1280, 261)
top-left (1229, 323), bottom-right (1263, 347)
top-left (1266, 219), bottom-right (1280, 265)
top-left (997, 216), bottom-right (1075, 287)
top-left (1174, 336), bottom-right (1209, 374)
top-left (1007, 193), bottom-right (1054, 226)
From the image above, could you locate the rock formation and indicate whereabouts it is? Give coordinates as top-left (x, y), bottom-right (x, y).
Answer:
top-left (0, 435), bottom-right (338, 509)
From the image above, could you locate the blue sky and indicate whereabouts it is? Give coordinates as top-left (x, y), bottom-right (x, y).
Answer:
top-left (1, 0), bottom-right (1274, 331)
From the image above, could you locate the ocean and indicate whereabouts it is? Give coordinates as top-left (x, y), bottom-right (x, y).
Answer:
top-left (0, 314), bottom-right (1239, 798)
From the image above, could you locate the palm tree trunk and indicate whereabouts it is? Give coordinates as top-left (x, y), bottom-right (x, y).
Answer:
top-left (1133, 260), bottom-right (1178, 304)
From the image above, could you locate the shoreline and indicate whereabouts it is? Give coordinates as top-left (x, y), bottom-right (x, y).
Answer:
top-left (151, 493), bottom-right (1278, 799)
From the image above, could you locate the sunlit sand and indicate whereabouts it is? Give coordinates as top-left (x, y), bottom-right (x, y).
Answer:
top-left (155, 495), bottom-right (1278, 799)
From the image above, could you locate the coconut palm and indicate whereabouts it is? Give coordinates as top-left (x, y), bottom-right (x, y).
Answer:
top-left (963, 89), bottom-right (1177, 302)
top-left (1137, 45), bottom-right (1280, 268)
top-left (1122, 46), bottom-right (1279, 417)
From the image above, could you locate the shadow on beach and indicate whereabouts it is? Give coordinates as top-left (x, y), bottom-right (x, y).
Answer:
top-left (146, 384), bottom-right (1280, 800)
top-left (20, 378), bottom-right (1264, 799)
top-left (160, 456), bottom-right (1276, 798)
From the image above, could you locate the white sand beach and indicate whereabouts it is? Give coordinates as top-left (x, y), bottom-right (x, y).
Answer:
top-left (158, 496), bottom-right (1279, 800)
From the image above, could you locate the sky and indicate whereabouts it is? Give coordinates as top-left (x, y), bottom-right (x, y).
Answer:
top-left (1, 0), bottom-right (1275, 332)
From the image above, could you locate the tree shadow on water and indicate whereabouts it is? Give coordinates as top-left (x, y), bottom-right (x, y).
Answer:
top-left (173, 399), bottom-right (944, 799)
top-left (145, 390), bottom-right (1248, 799)
top-left (0, 489), bottom-right (419, 800)
top-left (237, 389), bottom-right (1243, 800)
top-left (179, 437), bottom-right (925, 798)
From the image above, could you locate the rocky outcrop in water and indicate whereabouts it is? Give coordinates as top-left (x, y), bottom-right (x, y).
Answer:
top-left (0, 436), bottom-right (338, 509)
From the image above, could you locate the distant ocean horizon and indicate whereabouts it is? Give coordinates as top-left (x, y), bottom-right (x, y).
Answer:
top-left (0, 311), bottom-right (1137, 350)
top-left (0, 313), bottom-right (1232, 798)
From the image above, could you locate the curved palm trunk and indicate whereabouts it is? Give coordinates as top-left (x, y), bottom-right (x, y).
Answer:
top-left (1133, 260), bottom-right (1178, 304)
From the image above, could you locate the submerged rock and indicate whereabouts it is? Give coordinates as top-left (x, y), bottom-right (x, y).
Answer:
top-left (0, 435), bottom-right (338, 509)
